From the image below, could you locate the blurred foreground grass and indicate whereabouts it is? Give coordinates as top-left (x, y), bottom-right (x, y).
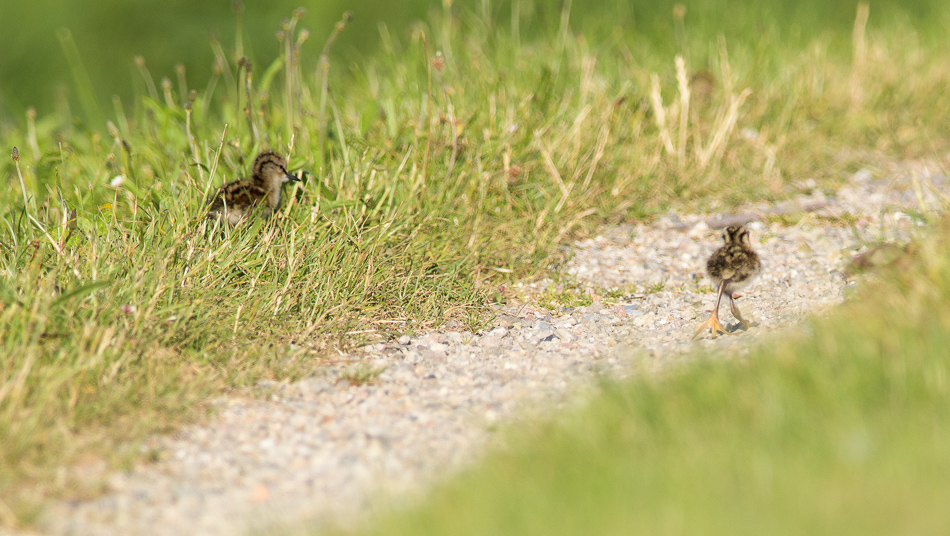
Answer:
top-left (329, 204), bottom-right (950, 536)
top-left (2, 0), bottom-right (950, 528)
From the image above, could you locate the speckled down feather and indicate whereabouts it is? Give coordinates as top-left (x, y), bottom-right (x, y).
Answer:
top-left (206, 151), bottom-right (299, 225)
top-left (706, 224), bottom-right (762, 294)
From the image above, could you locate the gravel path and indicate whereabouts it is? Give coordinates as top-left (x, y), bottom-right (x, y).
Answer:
top-left (34, 161), bottom-right (944, 536)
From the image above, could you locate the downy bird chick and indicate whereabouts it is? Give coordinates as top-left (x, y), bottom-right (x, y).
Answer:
top-left (207, 151), bottom-right (300, 225)
top-left (693, 224), bottom-right (762, 339)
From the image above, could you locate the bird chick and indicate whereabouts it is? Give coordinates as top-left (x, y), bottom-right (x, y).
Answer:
top-left (693, 224), bottom-right (762, 339)
top-left (207, 151), bottom-right (300, 225)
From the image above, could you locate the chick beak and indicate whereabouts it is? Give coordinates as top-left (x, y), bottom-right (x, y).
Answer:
top-left (285, 171), bottom-right (301, 183)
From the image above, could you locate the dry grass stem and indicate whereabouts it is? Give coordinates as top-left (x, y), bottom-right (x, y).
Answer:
top-left (851, 2), bottom-right (870, 108)
top-left (675, 56), bottom-right (690, 166)
top-left (649, 74), bottom-right (676, 155)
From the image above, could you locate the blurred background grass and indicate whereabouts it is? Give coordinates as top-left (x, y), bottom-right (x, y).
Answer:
top-left (2, 0), bottom-right (948, 121)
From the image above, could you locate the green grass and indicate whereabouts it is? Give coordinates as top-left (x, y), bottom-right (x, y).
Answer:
top-left (2, 0), bottom-right (950, 528)
top-left (338, 363), bottom-right (389, 386)
top-left (326, 220), bottom-right (950, 536)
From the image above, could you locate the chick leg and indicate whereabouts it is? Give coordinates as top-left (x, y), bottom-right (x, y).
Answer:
top-left (693, 279), bottom-right (730, 339)
top-left (729, 294), bottom-right (751, 330)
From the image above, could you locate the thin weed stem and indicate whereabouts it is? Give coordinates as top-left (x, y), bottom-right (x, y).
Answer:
top-left (26, 109), bottom-right (40, 159)
top-left (203, 124), bottom-right (230, 202)
top-left (12, 148), bottom-right (31, 212)
top-left (851, 2), bottom-right (870, 109)
top-left (176, 63), bottom-right (188, 105)
top-left (675, 56), bottom-right (690, 167)
top-left (317, 12), bottom-right (353, 174)
top-left (650, 74), bottom-right (675, 155)
top-left (421, 31), bottom-right (434, 180)
top-left (57, 28), bottom-right (104, 127)
top-left (283, 16), bottom-right (296, 141)
top-left (133, 56), bottom-right (159, 101)
top-left (209, 36), bottom-right (236, 98)
top-left (245, 65), bottom-right (260, 145)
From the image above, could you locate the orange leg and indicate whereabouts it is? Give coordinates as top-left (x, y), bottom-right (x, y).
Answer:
top-left (693, 279), bottom-right (731, 339)
top-left (729, 294), bottom-right (751, 330)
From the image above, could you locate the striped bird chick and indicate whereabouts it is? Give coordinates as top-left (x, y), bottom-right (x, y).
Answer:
top-left (693, 224), bottom-right (762, 339)
top-left (207, 151), bottom-right (300, 225)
